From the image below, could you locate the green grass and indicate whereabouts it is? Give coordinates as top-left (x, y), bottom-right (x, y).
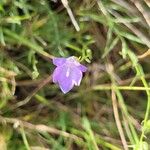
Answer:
top-left (0, 0), bottom-right (150, 149)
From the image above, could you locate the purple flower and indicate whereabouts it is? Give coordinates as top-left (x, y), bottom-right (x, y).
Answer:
top-left (52, 56), bottom-right (87, 93)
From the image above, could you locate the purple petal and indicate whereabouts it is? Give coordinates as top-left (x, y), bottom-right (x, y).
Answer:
top-left (52, 67), bottom-right (61, 83)
top-left (57, 66), bottom-right (74, 93)
top-left (78, 64), bottom-right (87, 72)
top-left (53, 58), bottom-right (66, 66)
top-left (52, 65), bottom-right (73, 93)
top-left (59, 78), bottom-right (74, 94)
top-left (58, 67), bottom-right (82, 93)
top-left (52, 56), bottom-right (87, 94)
top-left (70, 67), bottom-right (82, 86)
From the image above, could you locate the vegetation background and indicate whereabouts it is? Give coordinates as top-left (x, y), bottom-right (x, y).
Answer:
top-left (0, 0), bottom-right (150, 149)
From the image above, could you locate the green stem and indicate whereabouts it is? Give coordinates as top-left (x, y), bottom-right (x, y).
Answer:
top-left (3, 28), bottom-right (54, 59)
top-left (93, 85), bottom-right (150, 91)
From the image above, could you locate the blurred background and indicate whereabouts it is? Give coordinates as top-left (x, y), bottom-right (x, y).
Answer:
top-left (0, 0), bottom-right (150, 149)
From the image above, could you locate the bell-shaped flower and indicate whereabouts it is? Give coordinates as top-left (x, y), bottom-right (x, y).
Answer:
top-left (52, 56), bottom-right (87, 93)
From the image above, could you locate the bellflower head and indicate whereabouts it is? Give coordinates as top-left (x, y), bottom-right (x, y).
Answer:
top-left (52, 56), bottom-right (87, 94)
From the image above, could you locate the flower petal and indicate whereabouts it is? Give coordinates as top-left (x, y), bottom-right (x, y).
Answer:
top-left (52, 56), bottom-right (87, 94)
top-left (53, 58), bottom-right (66, 66)
top-left (53, 65), bottom-right (74, 93)
top-left (78, 64), bottom-right (87, 72)
top-left (59, 78), bottom-right (74, 94)
top-left (58, 68), bottom-right (73, 93)
top-left (70, 67), bottom-right (82, 86)
top-left (52, 67), bottom-right (61, 83)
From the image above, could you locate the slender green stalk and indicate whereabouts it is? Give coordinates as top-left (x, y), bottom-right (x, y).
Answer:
top-left (20, 126), bottom-right (31, 150)
top-left (135, 65), bottom-right (150, 149)
top-left (3, 28), bottom-right (54, 59)
top-left (93, 85), bottom-right (150, 91)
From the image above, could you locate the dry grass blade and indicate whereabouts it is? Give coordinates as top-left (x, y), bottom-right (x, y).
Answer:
top-left (0, 116), bottom-right (83, 142)
top-left (144, 0), bottom-right (150, 7)
top-left (138, 49), bottom-right (150, 59)
top-left (14, 75), bottom-right (52, 108)
top-left (108, 10), bottom-right (150, 47)
top-left (111, 90), bottom-right (129, 150)
top-left (0, 67), bottom-right (17, 77)
top-left (61, 0), bottom-right (80, 31)
top-left (130, 0), bottom-right (150, 27)
top-left (0, 135), bottom-right (7, 150)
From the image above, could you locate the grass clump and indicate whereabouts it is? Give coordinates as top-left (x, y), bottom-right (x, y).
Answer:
top-left (0, 0), bottom-right (150, 149)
